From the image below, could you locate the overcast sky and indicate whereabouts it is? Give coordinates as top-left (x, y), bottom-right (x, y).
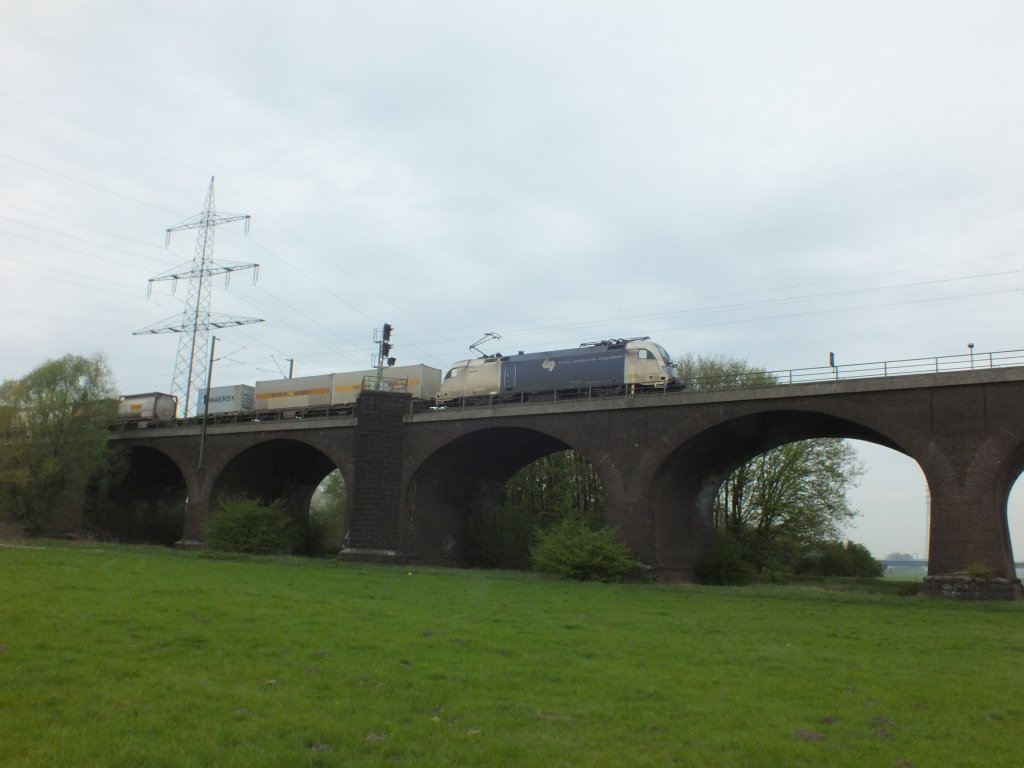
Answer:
top-left (2, 1), bottom-right (1022, 558)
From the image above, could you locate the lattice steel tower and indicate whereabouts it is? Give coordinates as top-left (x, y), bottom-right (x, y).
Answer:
top-left (134, 177), bottom-right (262, 417)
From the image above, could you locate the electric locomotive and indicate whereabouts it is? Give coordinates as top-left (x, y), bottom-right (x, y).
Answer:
top-left (437, 337), bottom-right (678, 403)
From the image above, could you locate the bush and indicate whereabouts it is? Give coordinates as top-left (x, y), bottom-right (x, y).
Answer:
top-left (306, 503), bottom-right (346, 556)
top-left (307, 470), bottom-right (347, 556)
top-left (965, 562), bottom-right (995, 579)
top-left (464, 501), bottom-right (537, 570)
top-left (796, 540), bottom-right (883, 578)
top-left (530, 516), bottom-right (635, 582)
top-left (695, 531), bottom-right (757, 585)
top-left (205, 496), bottom-right (300, 555)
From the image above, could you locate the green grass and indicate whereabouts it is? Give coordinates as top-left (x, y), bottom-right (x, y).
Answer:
top-left (1, 543), bottom-right (1021, 767)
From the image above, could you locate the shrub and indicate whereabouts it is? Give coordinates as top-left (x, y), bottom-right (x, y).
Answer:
top-left (796, 540), bottom-right (883, 578)
top-left (307, 470), bottom-right (347, 556)
top-left (965, 562), bottom-right (995, 579)
top-left (695, 531), bottom-right (757, 585)
top-left (205, 496), bottom-right (300, 555)
top-left (306, 503), bottom-right (346, 556)
top-left (530, 516), bottom-right (635, 582)
top-left (464, 501), bottom-right (537, 570)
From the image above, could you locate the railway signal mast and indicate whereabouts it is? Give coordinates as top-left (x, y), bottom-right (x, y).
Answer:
top-left (134, 177), bottom-right (263, 417)
top-left (373, 323), bottom-right (396, 390)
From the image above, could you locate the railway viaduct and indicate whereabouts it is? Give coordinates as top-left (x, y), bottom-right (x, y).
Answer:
top-left (109, 367), bottom-right (1024, 598)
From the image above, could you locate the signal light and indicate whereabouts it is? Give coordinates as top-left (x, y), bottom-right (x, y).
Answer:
top-left (382, 323), bottom-right (393, 341)
top-left (381, 342), bottom-right (392, 357)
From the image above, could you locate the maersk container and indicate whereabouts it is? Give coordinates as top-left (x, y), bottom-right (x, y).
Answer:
top-left (117, 392), bottom-right (177, 421)
top-left (330, 364), bottom-right (442, 404)
top-left (502, 346), bottom-right (626, 394)
top-left (198, 385), bottom-right (254, 415)
top-left (254, 374), bottom-right (333, 411)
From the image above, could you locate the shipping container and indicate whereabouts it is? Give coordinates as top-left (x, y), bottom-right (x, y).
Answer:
top-left (254, 374), bottom-right (333, 411)
top-left (198, 385), bottom-right (254, 414)
top-left (330, 364), bottom-right (442, 404)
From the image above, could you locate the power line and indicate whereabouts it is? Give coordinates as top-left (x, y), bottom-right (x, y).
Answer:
top-left (0, 200), bottom-right (174, 251)
top-left (0, 150), bottom-right (184, 217)
top-left (0, 224), bottom-right (174, 271)
top-left (0, 262), bottom-right (143, 297)
top-left (0, 88), bottom-right (211, 177)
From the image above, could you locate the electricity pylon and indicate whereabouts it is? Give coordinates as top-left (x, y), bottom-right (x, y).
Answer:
top-left (134, 177), bottom-right (262, 417)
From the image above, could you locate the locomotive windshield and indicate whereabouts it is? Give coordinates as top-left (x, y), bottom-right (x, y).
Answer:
top-left (650, 343), bottom-right (676, 376)
top-left (652, 343), bottom-right (673, 364)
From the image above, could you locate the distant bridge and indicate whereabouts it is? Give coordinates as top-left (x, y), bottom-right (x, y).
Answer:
top-left (881, 560), bottom-right (1024, 570)
top-left (110, 365), bottom-right (1024, 598)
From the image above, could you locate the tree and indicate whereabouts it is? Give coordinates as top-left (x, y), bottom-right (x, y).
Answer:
top-left (675, 353), bottom-right (776, 390)
top-left (885, 551), bottom-right (916, 561)
top-left (308, 469), bottom-right (347, 555)
top-left (0, 354), bottom-right (119, 534)
top-left (467, 450), bottom-right (604, 569)
top-left (682, 354), bottom-right (867, 578)
top-left (502, 450), bottom-right (603, 529)
top-left (715, 439), bottom-right (864, 573)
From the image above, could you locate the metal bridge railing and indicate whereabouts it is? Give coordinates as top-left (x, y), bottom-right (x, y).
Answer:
top-left (687, 348), bottom-right (1024, 390)
top-left (429, 347), bottom-right (1024, 411)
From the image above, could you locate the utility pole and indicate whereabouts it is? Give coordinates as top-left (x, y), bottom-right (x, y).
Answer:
top-left (197, 335), bottom-right (217, 470)
top-left (134, 177), bottom-right (263, 417)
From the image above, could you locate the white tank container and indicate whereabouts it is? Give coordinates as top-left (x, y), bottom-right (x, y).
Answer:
top-left (117, 393), bottom-right (177, 421)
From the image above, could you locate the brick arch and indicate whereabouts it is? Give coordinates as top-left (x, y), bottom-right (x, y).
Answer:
top-left (212, 438), bottom-right (344, 522)
top-left (645, 409), bottom-right (912, 579)
top-left (403, 425), bottom-right (611, 566)
top-left (985, 433), bottom-right (1024, 528)
top-left (101, 445), bottom-right (189, 545)
top-left (995, 442), bottom-right (1024, 573)
top-left (178, 428), bottom-right (356, 542)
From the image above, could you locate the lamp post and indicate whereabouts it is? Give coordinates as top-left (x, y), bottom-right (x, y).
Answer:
top-left (968, 342), bottom-right (975, 370)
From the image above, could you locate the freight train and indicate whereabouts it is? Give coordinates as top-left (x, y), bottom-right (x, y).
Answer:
top-left (116, 337), bottom-right (678, 423)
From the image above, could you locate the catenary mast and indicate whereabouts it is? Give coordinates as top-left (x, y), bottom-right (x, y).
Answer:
top-left (134, 177), bottom-right (262, 417)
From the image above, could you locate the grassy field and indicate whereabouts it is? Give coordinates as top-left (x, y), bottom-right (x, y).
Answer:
top-left (0, 543), bottom-right (1021, 767)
